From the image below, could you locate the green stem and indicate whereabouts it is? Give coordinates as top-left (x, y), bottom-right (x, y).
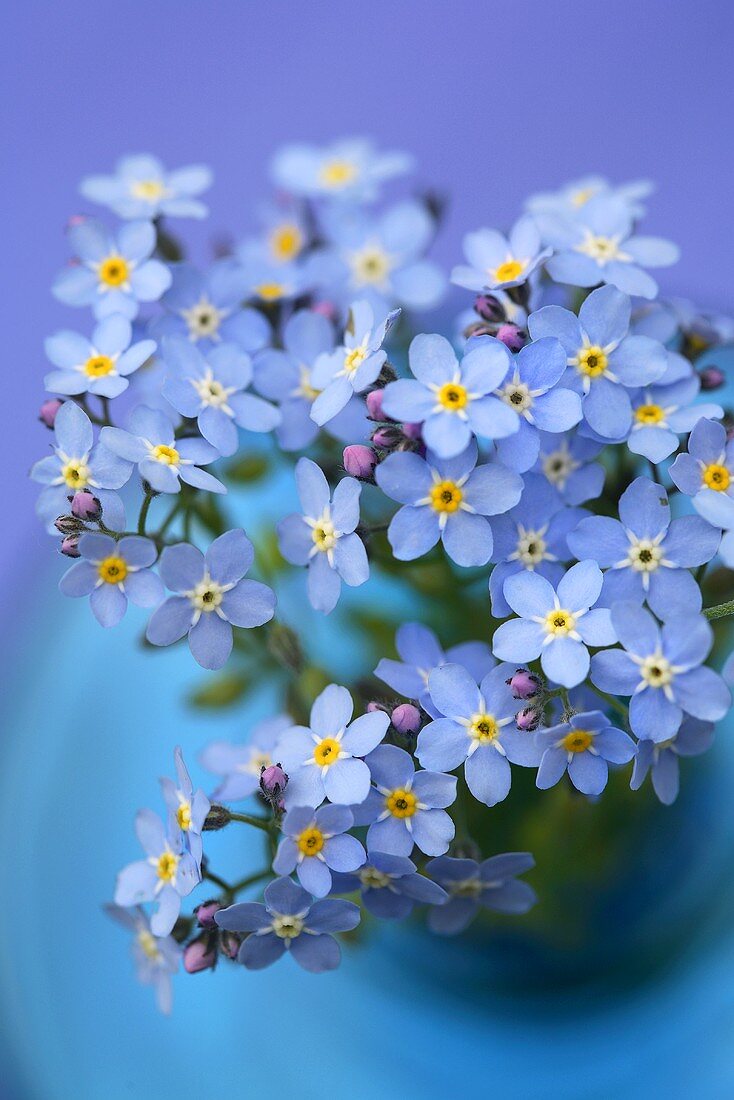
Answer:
top-left (203, 869), bottom-right (233, 894)
top-left (230, 869), bottom-right (271, 895)
top-left (228, 811), bottom-right (275, 833)
top-left (703, 600), bottom-right (734, 621)
top-left (137, 492), bottom-right (154, 536)
top-left (588, 683), bottom-right (630, 721)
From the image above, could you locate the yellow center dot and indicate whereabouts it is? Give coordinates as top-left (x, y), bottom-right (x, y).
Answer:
top-left (99, 255), bottom-right (129, 287)
top-left (269, 223), bottom-right (303, 262)
top-left (313, 737), bottom-right (341, 767)
top-left (320, 159), bottom-right (358, 188)
top-left (156, 850), bottom-right (179, 884)
top-left (493, 259), bottom-right (525, 283)
top-left (61, 460), bottom-right (90, 489)
top-left (469, 713), bottom-right (499, 743)
top-left (703, 463), bottom-right (730, 491)
top-left (84, 354), bottom-right (115, 378)
top-left (385, 788), bottom-right (417, 818)
top-left (137, 930), bottom-right (161, 960)
top-left (152, 444), bottom-right (180, 465)
top-left (311, 520), bottom-right (336, 553)
top-left (131, 178), bottom-right (166, 201)
top-left (177, 802), bottom-right (191, 831)
top-left (272, 914), bottom-right (303, 939)
top-left (429, 480), bottom-right (463, 513)
top-left (571, 186), bottom-right (597, 207)
top-left (544, 608), bottom-right (576, 636)
top-left (437, 382), bottom-right (468, 411)
top-left (344, 345), bottom-right (368, 373)
top-left (98, 556), bottom-right (128, 585)
top-left (562, 729), bottom-right (593, 753)
top-left (255, 282), bottom-right (287, 301)
top-left (576, 345), bottom-right (608, 377)
top-left (297, 827), bottom-right (325, 857)
top-left (635, 404), bottom-right (665, 425)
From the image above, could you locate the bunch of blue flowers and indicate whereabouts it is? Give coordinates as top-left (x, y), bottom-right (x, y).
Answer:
top-left (32, 144), bottom-right (734, 1012)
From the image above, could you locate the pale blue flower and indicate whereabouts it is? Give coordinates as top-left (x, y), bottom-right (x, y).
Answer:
top-left (310, 300), bottom-right (399, 425)
top-left (113, 809), bottom-right (200, 936)
top-left (271, 138), bottom-right (412, 201)
top-left (150, 261), bottom-right (271, 350)
top-left (630, 717), bottom-right (715, 804)
top-left (670, 417), bottom-right (734, 526)
top-left (104, 905), bottom-right (181, 1015)
top-left (59, 532), bottom-right (163, 627)
top-left (330, 849), bottom-right (447, 920)
top-left (452, 215), bottom-right (551, 292)
top-left (101, 406), bottom-right (227, 494)
top-left (160, 746), bottom-right (211, 867)
top-left (535, 710), bottom-right (635, 795)
top-left (426, 853), bottom-right (536, 934)
top-left (199, 715), bottom-right (292, 802)
top-left (534, 430), bottom-right (605, 505)
top-left (627, 369), bottom-right (724, 463)
top-left (526, 176), bottom-right (653, 221)
top-left (81, 154), bottom-right (212, 219)
top-left (273, 804), bottom-right (365, 897)
top-left (44, 315), bottom-right (155, 399)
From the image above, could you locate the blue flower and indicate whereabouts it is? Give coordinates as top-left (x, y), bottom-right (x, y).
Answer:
top-left (489, 473), bottom-right (587, 617)
top-left (277, 458), bottom-right (369, 614)
top-left (145, 529), bottom-right (276, 670)
top-left (534, 429), bottom-right (605, 505)
top-left (331, 849), bottom-right (447, 920)
top-left (537, 194), bottom-right (679, 299)
top-left (310, 300), bottom-right (399, 425)
top-left (59, 532), bottom-right (163, 626)
top-left (381, 333), bottom-right (521, 458)
top-left (104, 904), bottom-right (181, 1015)
top-left (567, 476), bottom-right (720, 619)
top-left (528, 285), bottom-right (668, 440)
top-left (215, 876), bottom-right (360, 973)
top-left (492, 560), bottom-right (616, 688)
top-left (258, 201), bottom-right (309, 265)
top-left (234, 245), bottom-right (312, 305)
top-left (416, 663), bottom-right (541, 806)
top-left (150, 261), bottom-right (271, 350)
top-left (314, 200), bottom-right (445, 315)
top-left (161, 337), bottom-right (280, 456)
top-left (31, 401), bottom-right (131, 532)
top-left (273, 804), bottom-right (365, 897)
top-left (53, 218), bottom-right (171, 320)
top-left (275, 683), bottom-right (389, 808)
top-left (375, 441), bottom-right (522, 568)
top-left (253, 309), bottom-right (370, 450)
top-left (590, 602), bottom-right (731, 740)
top-left (101, 406), bottom-right (226, 494)
top-left (199, 714), bottom-right (293, 802)
top-left (160, 746), bottom-right (211, 867)
top-left (670, 417), bottom-right (734, 526)
top-left (425, 853), bottom-right (536, 934)
top-left (627, 367), bottom-right (724, 463)
top-left (113, 808), bottom-right (200, 936)
top-left (630, 717), bottom-right (715, 805)
top-left (374, 621), bottom-right (493, 714)
top-left (535, 709), bottom-right (635, 795)
top-left (451, 215), bottom-right (551, 292)
top-left (80, 154), bottom-right (212, 219)
top-left (44, 315), bottom-right (156, 399)
top-left (271, 138), bottom-right (412, 201)
top-left (354, 744), bottom-right (456, 857)
top-left (526, 176), bottom-right (653, 221)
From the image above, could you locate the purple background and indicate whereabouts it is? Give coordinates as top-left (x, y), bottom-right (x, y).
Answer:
top-left (7, 0), bottom-right (733, 608)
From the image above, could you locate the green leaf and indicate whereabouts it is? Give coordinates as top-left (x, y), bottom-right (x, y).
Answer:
top-left (226, 454), bottom-right (271, 484)
top-left (188, 671), bottom-right (253, 709)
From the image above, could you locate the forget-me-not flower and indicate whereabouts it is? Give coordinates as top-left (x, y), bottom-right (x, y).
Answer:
top-left (535, 710), bottom-right (635, 795)
top-left (101, 407), bottom-right (226, 495)
top-left (272, 138), bottom-right (412, 201)
top-left (627, 369), bottom-right (724, 463)
top-left (44, 315), bottom-right (156, 399)
top-left (199, 714), bottom-right (292, 802)
top-left (310, 300), bottom-right (399, 425)
top-left (114, 808), bottom-right (200, 936)
top-left (151, 261), bottom-right (271, 350)
top-left (630, 716), bottom-right (715, 805)
top-left (104, 904), bottom-right (181, 1015)
top-left (273, 804), bottom-right (365, 898)
top-left (534, 430), bottom-right (605, 505)
top-left (160, 746), bottom-right (211, 867)
top-left (670, 417), bottom-right (734, 525)
top-left (81, 154), bottom-right (212, 219)
top-left (451, 215), bottom-right (551, 292)
top-left (59, 532), bottom-right (163, 627)
top-left (330, 849), bottom-right (448, 920)
top-left (426, 853), bottom-right (536, 934)
top-left (526, 176), bottom-right (653, 221)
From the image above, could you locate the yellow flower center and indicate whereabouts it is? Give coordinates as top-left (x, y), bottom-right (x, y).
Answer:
top-left (429, 480), bottom-right (463, 513)
top-left (84, 354), bottom-right (115, 378)
top-left (269, 223), bottom-right (303, 262)
top-left (703, 463), bottom-right (730, 491)
top-left (61, 460), bottom-right (90, 489)
top-left (255, 282), bottom-right (287, 301)
top-left (156, 850), bottom-right (179, 884)
top-left (152, 444), bottom-right (180, 465)
top-left (344, 345), bottom-right (368, 373)
top-left (451, 877), bottom-right (483, 898)
top-left (576, 345), bottom-right (608, 377)
top-left (577, 234), bottom-right (623, 262)
top-left (313, 737), bottom-right (341, 767)
top-left (272, 914), bottom-right (304, 939)
top-left (137, 929), bottom-right (161, 960)
top-left (385, 788), bottom-right (417, 818)
top-left (437, 382), bottom-right (468, 411)
top-left (311, 519), bottom-right (337, 553)
top-left (635, 404), bottom-right (665, 425)
top-left (640, 655), bottom-right (674, 688)
top-left (360, 867), bottom-right (391, 889)
top-left (99, 255), bottom-right (129, 287)
top-left (177, 801), bottom-right (192, 831)
top-left (544, 608), bottom-right (576, 636)
top-left (97, 556), bottom-right (128, 585)
top-left (561, 729), bottom-right (593, 753)
top-left (320, 159), bottom-right (358, 188)
top-left (297, 366), bottom-right (321, 402)
top-left (351, 245), bottom-right (392, 286)
top-left (571, 186), bottom-right (597, 208)
top-left (469, 713), bottom-right (499, 743)
top-left (297, 826), bottom-right (325, 857)
top-left (493, 259), bottom-right (525, 283)
top-left (130, 178), bottom-right (166, 202)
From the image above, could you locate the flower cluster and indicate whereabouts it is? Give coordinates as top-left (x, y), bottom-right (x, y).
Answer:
top-left (33, 146), bottom-right (734, 1013)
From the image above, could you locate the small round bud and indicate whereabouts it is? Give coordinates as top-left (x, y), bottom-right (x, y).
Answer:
top-left (506, 668), bottom-right (542, 700)
top-left (202, 803), bottom-right (232, 831)
top-left (260, 764), bottom-right (288, 811)
top-left (372, 426), bottom-right (398, 449)
top-left (391, 702), bottom-right (421, 736)
top-left (183, 936), bottom-right (217, 974)
top-left (195, 900), bottom-right (221, 929)
top-left (365, 390), bottom-right (385, 420)
top-left (699, 365), bottom-right (726, 391)
top-left (39, 398), bottom-right (63, 429)
top-left (219, 930), bottom-right (241, 959)
top-left (496, 323), bottom-right (526, 352)
top-left (474, 293), bottom-right (505, 323)
top-left (60, 535), bottom-right (81, 558)
top-left (343, 444), bottom-right (377, 480)
top-left (55, 513), bottom-right (85, 536)
top-left (70, 489), bottom-right (102, 521)
top-left (516, 706), bottom-right (541, 732)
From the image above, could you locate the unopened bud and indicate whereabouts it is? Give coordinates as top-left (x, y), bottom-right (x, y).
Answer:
top-left (474, 293), bottom-right (505, 323)
top-left (39, 398), bottom-right (62, 429)
top-left (219, 930), bottom-right (241, 959)
top-left (506, 668), bottom-right (542, 700)
top-left (183, 935), bottom-right (217, 974)
top-left (391, 702), bottom-right (421, 736)
top-left (260, 763), bottom-right (288, 809)
top-left (60, 535), bottom-right (81, 558)
top-left (365, 390), bottom-right (385, 420)
top-left (402, 422), bottom-right (423, 442)
top-left (516, 706), bottom-right (542, 732)
top-left (496, 323), bottom-right (526, 352)
top-left (372, 426), bottom-right (400, 449)
top-left (70, 489), bottom-right (102, 521)
top-left (202, 803), bottom-right (232, 831)
top-left (55, 513), bottom-right (85, 536)
top-left (699, 365), bottom-right (726, 391)
top-left (195, 900), bottom-right (221, 929)
top-left (343, 444), bottom-right (377, 480)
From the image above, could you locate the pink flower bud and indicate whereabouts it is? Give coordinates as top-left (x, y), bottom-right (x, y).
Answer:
top-left (372, 427), bottom-right (397, 448)
top-left (70, 490), bottom-right (102, 521)
top-left (219, 931), bottom-right (240, 959)
top-left (402, 422), bottom-right (423, 442)
top-left (367, 701), bottom-right (389, 713)
top-left (496, 323), bottom-right (526, 352)
top-left (260, 764), bottom-right (288, 802)
top-left (516, 706), bottom-right (541, 732)
top-left (391, 703), bottom-right (421, 736)
top-left (506, 668), bottom-right (541, 700)
top-left (474, 293), bottom-right (505, 323)
top-left (343, 444), bottom-right (377, 479)
top-left (39, 399), bottom-right (62, 429)
top-left (366, 390), bottom-right (385, 420)
top-left (195, 900), bottom-right (221, 929)
top-left (60, 536), bottom-right (81, 558)
top-left (312, 300), bottom-right (337, 320)
top-left (699, 365), bottom-right (725, 391)
top-left (183, 936), bottom-right (217, 974)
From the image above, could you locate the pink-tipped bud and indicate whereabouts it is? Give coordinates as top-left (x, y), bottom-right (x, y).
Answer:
top-left (516, 706), bottom-right (541, 732)
top-left (70, 490), bottom-right (102, 521)
top-left (195, 900), bottom-right (221, 929)
top-left (60, 535), bottom-right (81, 558)
top-left (474, 293), bottom-right (505, 323)
top-left (183, 936), bottom-right (217, 974)
top-left (312, 300), bottom-right (337, 320)
top-left (506, 668), bottom-right (542, 700)
top-left (699, 365), bottom-right (725, 391)
top-left (260, 763), bottom-right (288, 810)
top-left (39, 399), bottom-right (62, 429)
top-left (365, 390), bottom-right (385, 420)
top-left (219, 930), bottom-right (240, 959)
top-left (371, 426), bottom-right (397, 449)
top-left (343, 444), bottom-right (377, 479)
top-left (391, 702), bottom-right (421, 736)
top-left (496, 323), bottom-right (526, 352)
top-left (367, 701), bottom-right (389, 714)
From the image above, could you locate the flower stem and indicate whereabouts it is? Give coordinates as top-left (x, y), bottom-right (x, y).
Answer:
top-left (703, 599), bottom-right (734, 621)
top-left (230, 869), bottom-right (271, 895)
top-left (137, 492), bottom-right (154, 536)
top-left (228, 811), bottom-right (275, 833)
top-left (203, 869), bottom-right (233, 893)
